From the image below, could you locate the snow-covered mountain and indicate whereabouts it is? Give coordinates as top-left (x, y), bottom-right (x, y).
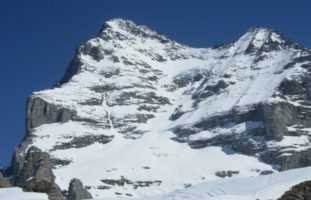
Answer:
top-left (2, 19), bottom-right (311, 199)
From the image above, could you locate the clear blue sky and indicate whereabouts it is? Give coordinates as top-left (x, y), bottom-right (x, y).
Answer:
top-left (0, 0), bottom-right (310, 166)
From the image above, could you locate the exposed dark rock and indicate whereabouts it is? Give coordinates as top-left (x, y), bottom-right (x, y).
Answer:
top-left (73, 117), bottom-right (102, 125)
top-left (261, 102), bottom-right (310, 141)
top-left (147, 75), bottom-right (159, 82)
top-left (173, 71), bottom-right (204, 88)
top-left (51, 134), bottom-right (114, 151)
top-left (152, 54), bottom-right (167, 62)
top-left (26, 96), bottom-right (76, 134)
top-left (260, 170), bottom-right (274, 175)
top-left (169, 109), bottom-right (186, 121)
top-left (97, 185), bottom-right (110, 190)
top-left (193, 107), bottom-right (262, 131)
top-left (0, 172), bottom-right (11, 188)
top-left (261, 149), bottom-right (311, 171)
top-left (112, 91), bottom-right (170, 106)
top-left (189, 134), bottom-right (239, 149)
top-left (101, 177), bottom-right (161, 189)
top-left (78, 98), bottom-right (102, 106)
top-left (110, 55), bottom-right (120, 63)
top-left (213, 80), bottom-right (229, 92)
top-left (56, 46), bottom-right (84, 87)
top-left (48, 184), bottom-right (67, 200)
top-left (284, 55), bottom-right (311, 70)
top-left (143, 166), bottom-right (150, 170)
top-left (232, 138), bottom-right (265, 155)
top-left (123, 130), bottom-right (148, 139)
top-left (223, 74), bottom-right (232, 78)
top-left (11, 136), bottom-right (33, 176)
top-left (244, 43), bottom-right (257, 54)
top-left (50, 158), bottom-right (72, 169)
top-left (15, 146), bottom-right (65, 200)
top-left (137, 105), bottom-right (159, 112)
top-left (68, 178), bottom-right (92, 200)
top-left (114, 114), bottom-right (154, 128)
top-left (278, 180), bottom-right (311, 200)
top-left (215, 170), bottom-right (239, 178)
top-left (79, 42), bottom-right (104, 61)
top-left (101, 177), bottom-right (128, 186)
top-left (172, 125), bottom-right (201, 139)
top-left (196, 90), bottom-right (214, 100)
top-left (193, 80), bottom-right (229, 102)
top-left (171, 93), bottom-right (311, 168)
top-left (99, 68), bottom-right (120, 78)
top-left (132, 180), bottom-right (162, 189)
top-left (280, 79), bottom-right (305, 95)
top-left (89, 46), bottom-right (104, 61)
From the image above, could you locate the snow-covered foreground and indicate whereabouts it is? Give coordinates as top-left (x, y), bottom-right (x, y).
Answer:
top-left (51, 123), bottom-right (274, 198)
top-left (99, 166), bottom-right (311, 200)
top-left (0, 188), bottom-right (48, 200)
top-left (1, 167), bottom-right (309, 200)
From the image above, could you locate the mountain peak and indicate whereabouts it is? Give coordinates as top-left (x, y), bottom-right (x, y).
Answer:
top-left (98, 18), bottom-right (171, 43)
top-left (106, 18), bottom-right (138, 28)
top-left (239, 26), bottom-right (301, 54)
top-left (246, 26), bottom-right (284, 43)
top-left (247, 26), bottom-right (275, 33)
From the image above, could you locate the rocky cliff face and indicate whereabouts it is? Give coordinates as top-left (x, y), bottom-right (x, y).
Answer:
top-left (0, 172), bottom-right (11, 188)
top-left (279, 180), bottom-right (311, 200)
top-left (5, 19), bottom-right (311, 199)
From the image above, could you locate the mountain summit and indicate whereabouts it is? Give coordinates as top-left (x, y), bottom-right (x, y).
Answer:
top-left (3, 19), bottom-right (311, 199)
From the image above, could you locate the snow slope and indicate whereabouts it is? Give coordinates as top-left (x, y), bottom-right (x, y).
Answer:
top-left (0, 188), bottom-right (48, 200)
top-left (133, 166), bottom-right (311, 200)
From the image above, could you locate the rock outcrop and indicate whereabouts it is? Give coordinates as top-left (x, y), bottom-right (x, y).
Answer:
top-left (67, 178), bottom-right (92, 200)
top-left (279, 180), bottom-right (311, 200)
top-left (15, 146), bottom-right (65, 200)
top-left (0, 172), bottom-right (11, 188)
top-left (26, 96), bottom-right (75, 134)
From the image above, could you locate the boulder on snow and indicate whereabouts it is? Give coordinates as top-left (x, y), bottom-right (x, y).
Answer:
top-left (68, 178), bottom-right (93, 200)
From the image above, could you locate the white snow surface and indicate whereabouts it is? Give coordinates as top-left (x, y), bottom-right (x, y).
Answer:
top-left (27, 19), bottom-right (311, 199)
top-left (131, 166), bottom-right (311, 200)
top-left (0, 188), bottom-right (48, 200)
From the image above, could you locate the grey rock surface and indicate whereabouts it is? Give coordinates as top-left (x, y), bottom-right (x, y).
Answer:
top-left (68, 178), bottom-right (93, 200)
top-left (51, 134), bottom-right (114, 151)
top-left (278, 180), bottom-right (311, 200)
top-left (262, 102), bottom-right (300, 141)
top-left (0, 172), bottom-right (11, 188)
top-left (11, 136), bottom-right (33, 176)
top-left (173, 98), bottom-right (311, 170)
top-left (26, 96), bottom-right (75, 134)
top-left (15, 146), bottom-right (65, 200)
